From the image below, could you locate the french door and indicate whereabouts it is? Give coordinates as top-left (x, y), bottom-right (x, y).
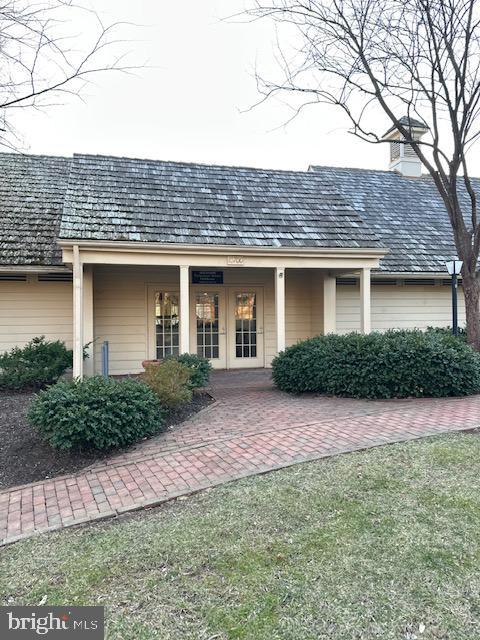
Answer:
top-left (161, 286), bottom-right (265, 369)
top-left (228, 289), bottom-right (264, 368)
top-left (190, 288), bottom-right (227, 369)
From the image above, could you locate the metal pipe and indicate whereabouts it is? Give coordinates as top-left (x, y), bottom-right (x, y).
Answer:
top-left (101, 341), bottom-right (109, 378)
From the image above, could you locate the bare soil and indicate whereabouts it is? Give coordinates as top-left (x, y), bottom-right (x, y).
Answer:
top-left (0, 390), bottom-right (212, 490)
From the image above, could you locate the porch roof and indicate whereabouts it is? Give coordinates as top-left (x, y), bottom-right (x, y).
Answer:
top-left (59, 154), bottom-right (382, 250)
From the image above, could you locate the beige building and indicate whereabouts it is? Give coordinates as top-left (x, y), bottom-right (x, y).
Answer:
top-left (0, 123), bottom-right (466, 376)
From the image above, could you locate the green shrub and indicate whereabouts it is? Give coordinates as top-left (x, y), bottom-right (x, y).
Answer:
top-left (28, 376), bottom-right (164, 450)
top-left (142, 359), bottom-right (193, 408)
top-left (272, 330), bottom-right (480, 399)
top-left (426, 325), bottom-right (467, 342)
top-left (173, 353), bottom-right (212, 388)
top-left (0, 336), bottom-right (73, 390)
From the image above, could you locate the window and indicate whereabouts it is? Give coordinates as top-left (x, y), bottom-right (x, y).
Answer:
top-left (155, 292), bottom-right (179, 358)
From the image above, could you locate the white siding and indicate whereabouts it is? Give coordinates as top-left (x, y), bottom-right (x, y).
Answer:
top-left (0, 277), bottom-right (73, 353)
top-left (286, 269), bottom-right (313, 346)
top-left (93, 266), bottom-right (175, 375)
top-left (1, 271), bottom-right (463, 374)
top-left (93, 266), bottom-right (320, 373)
top-left (337, 282), bottom-right (466, 333)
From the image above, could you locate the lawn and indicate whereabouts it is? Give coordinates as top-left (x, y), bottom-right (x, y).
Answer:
top-left (2, 433), bottom-right (480, 639)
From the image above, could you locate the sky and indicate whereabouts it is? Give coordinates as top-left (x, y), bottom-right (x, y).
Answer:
top-left (8, 0), bottom-right (479, 174)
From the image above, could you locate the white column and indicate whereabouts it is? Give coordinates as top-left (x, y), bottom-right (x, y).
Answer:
top-left (179, 265), bottom-right (190, 354)
top-left (83, 265), bottom-right (94, 376)
top-left (323, 274), bottom-right (337, 334)
top-left (275, 267), bottom-right (286, 354)
top-left (360, 267), bottom-right (371, 334)
top-left (72, 245), bottom-right (84, 379)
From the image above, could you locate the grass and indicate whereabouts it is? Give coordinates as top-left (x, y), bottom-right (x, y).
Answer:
top-left (2, 433), bottom-right (480, 639)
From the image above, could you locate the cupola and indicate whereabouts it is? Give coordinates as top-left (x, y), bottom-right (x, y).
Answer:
top-left (382, 116), bottom-right (429, 177)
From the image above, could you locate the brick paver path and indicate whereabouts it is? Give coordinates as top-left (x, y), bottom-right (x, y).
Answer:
top-left (1, 369), bottom-right (479, 545)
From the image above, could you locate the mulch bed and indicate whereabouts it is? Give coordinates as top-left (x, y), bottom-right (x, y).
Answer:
top-left (0, 390), bottom-right (213, 490)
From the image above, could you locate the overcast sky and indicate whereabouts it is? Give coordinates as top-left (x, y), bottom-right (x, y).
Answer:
top-left (10, 0), bottom-right (480, 175)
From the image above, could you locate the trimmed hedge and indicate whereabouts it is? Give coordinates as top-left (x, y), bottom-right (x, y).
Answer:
top-left (272, 330), bottom-right (480, 399)
top-left (0, 336), bottom-right (73, 390)
top-left (28, 376), bottom-right (164, 450)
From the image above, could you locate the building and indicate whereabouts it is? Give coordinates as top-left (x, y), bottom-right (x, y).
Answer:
top-left (0, 122), bottom-right (466, 376)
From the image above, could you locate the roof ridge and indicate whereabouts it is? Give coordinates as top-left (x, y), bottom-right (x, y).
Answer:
top-left (309, 163), bottom-right (480, 181)
top-left (310, 164), bottom-right (416, 176)
top-left (72, 153), bottom-right (324, 177)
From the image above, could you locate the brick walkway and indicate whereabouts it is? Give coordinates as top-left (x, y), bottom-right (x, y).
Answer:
top-left (1, 369), bottom-right (479, 546)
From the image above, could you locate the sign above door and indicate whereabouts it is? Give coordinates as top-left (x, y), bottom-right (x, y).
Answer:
top-left (191, 270), bottom-right (224, 285)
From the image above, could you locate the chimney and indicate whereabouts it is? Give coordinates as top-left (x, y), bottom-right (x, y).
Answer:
top-left (382, 116), bottom-right (429, 177)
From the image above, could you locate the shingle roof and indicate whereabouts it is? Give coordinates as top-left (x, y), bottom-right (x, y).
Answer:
top-left (0, 152), bottom-right (468, 273)
top-left (58, 154), bottom-right (381, 249)
top-left (0, 153), bottom-right (71, 266)
top-left (383, 116), bottom-right (429, 137)
top-left (309, 165), bottom-right (463, 272)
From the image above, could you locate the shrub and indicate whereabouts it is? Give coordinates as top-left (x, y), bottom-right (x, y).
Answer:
top-left (272, 330), bottom-right (480, 399)
top-left (426, 325), bottom-right (467, 342)
top-left (142, 359), bottom-right (193, 408)
top-left (28, 376), bottom-right (164, 450)
top-left (174, 353), bottom-right (212, 388)
top-left (0, 336), bottom-right (73, 390)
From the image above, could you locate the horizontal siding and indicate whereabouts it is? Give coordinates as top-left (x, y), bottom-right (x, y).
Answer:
top-left (337, 283), bottom-right (466, 333)
top-left (286, 269), bottom-right (312, 347)
top-left (0, 279), bottom-right (72, 353)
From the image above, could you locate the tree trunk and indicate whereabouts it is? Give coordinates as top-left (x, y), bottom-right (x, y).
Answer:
top-left (463, 274), bottom-right (480, 350)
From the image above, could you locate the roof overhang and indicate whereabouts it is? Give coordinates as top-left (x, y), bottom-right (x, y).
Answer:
top-left (59, 239), bottom-right (387, 271)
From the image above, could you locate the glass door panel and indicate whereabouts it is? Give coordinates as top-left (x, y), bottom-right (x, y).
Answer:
top-left (235, 293), bottom-right (257, 358)
top-left (190, 288), bottom-right (226, 368)
top-left (229, 288), bottom-right (264, 368)
top-left (155, 292), bottom-right (180, 359)
top-left (196, 292), bottom-right (220, 359)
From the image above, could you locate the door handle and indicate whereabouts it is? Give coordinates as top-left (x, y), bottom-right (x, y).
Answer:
top-left (258, 328), bottom-right (264, 335)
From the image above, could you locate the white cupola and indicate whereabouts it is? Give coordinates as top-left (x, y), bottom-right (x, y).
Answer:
top-left (382, 116), bottom-right (429, 177)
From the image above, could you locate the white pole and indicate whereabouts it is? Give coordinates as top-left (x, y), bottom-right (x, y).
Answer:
top-left (323, 275), bottom-right (337, 334)
top-left (179, 265), bottom-right (190, 354)
top-left (360, 267), bottom-right (371, 334)
top-left (83, 265), bottom-right (94, 376)
top-left (275, 267), bottom-right (286, 354)
top-left (72, 245), bottom-right (84, 378)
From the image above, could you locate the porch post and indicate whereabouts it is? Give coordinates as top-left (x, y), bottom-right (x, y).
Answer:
top-left (72, 245), bottom-right (84, 379)
top-left (83, 265), bottom-right (94, 376)
top-left (179, 265), bottom-right (190, 354)
top-left (323, 275), bottom-right (337, 334)
top-left (275, 267), bottom-right (286, 354)
top-left (360, 267), bottom-right (371, 334)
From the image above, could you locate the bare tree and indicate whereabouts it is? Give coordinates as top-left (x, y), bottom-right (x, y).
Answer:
top-left (249, 0), bottom-right (480, 349)
top-left (0, 0), bottom-right (133, 149)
